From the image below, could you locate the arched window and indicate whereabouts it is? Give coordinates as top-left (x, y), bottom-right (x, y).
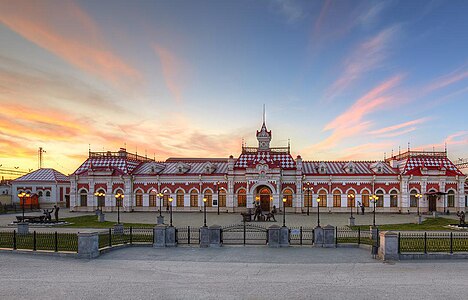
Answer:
top-left (190, 190), bottom-right (198, 207)
top-left (237, 189), bottom-right (246, 207)
top-left (318, 190), bottom-right (327, 207)
top-left (390, 190), bottom-right (398, 207)
top-left (333, 190), bottom-right (341, 207)
top-left (38, 191), bottom-right (43, 197)
top-left (303, 188), bottom-right (312, 208)
top-left (283, 189), bottom-right (293, 207)
top-left (149, 190), bottom-right (157, 207)
top-left (135, 190), bottom-right (143, 207)
top-left (376, 190), bottom-right (384, 207)
top-left (96, 189), bottom-right (105, 207)
top-left (362, 190), bottom-right (370, 207)
top-left (80, 190), bottom-right (87, 207)
top-left (45, 191), bottom-right (51, 197)
top-left (176, 190), bottom-right (184, 207)
top-left (204, 190), bottom-right (212, 207)
top-left (347, 191), bottom-right (355, 208)
top-left (410, 190), bottom-right (418, 207)
top-left (218, 189), bottom-right (226, 207)
top-left (447, 190), bottom-right (455, 207)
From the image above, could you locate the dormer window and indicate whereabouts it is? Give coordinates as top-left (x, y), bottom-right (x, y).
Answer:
top-left (178, 167), bottom-right (183, 173)
top-left (175, 162), bottom-right (191, 174)
top-left (317, 162), bottom-right (327, 174)
top-left (321, 167), bottom-right (325, 173)
top-left (344, 161), bottom-right (356, 174)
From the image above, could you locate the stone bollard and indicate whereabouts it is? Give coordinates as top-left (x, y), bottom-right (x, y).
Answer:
top-left (113, 223), bottom-right (124, 235)
top-left (156, 215), bottom-right (165, 225)
top-left (17, 222), bottom-right (29, 235)
top-left (98, 213), bottom-right (105, 223)
top-left (153, 225), bottom-right (167, 248)
top-left (78, 232), bottom-right (100, 259)
top-left (349, 216), bottom-right (355, 227)
top-left (378, 231), bottom-right (399, 261)
top-left (268, 225), bottom-right (281, 248)
top-left (209, 225), bottom-right (222, 247)
top-left (279, 226), bottom-right (290, 247)
top-left (166, 226), bottom-right (177, 247)
top-left (314, 226), bottom-right (323, 246)
top-left (322, 225), bottom-right (336, 248)
top-left (200, 226), bottom-right (210, 248)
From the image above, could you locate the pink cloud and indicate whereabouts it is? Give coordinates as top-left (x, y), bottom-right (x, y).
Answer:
top-left (153, 45), bottom-right (185, 103)
top-left (369, 117), bottom-right (430, 137)
top-left (325, 25), bottom-right (399, 100)
top-left (425, 67), bottom-right (468, 92)
top-left (0, 0), bottom-right (141, 87)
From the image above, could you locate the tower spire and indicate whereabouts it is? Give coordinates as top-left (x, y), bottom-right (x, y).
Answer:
top-left (262, 104), bottom-right (266, 125)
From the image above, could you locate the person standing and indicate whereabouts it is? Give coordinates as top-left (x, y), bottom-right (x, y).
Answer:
top-left (54, 205), bottom-right (60, 222)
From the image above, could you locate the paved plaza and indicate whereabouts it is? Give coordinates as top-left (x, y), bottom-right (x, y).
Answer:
top-left (0, 246), bottom-right (467, 299)
top-left (0, 209), bottom-right (459, 233)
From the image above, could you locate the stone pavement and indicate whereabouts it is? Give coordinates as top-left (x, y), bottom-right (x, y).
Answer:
top-left (0, 209), bottom-right (459, 233)
top-left (1, 246), bottom-right (467, 299)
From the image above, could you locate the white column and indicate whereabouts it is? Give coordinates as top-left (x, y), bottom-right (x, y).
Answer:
top-left (341, 194), bottom-right (347, 207)
top-left (184, 193), bottom-right (190, 207)
top-left (143, 194), bottom-right (149, 207)
top-left (383, 194), bottom-right (390, 207)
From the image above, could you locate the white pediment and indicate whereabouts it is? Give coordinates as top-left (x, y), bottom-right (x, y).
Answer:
top-left (176, 162), bottom-right (191, 174)
top-left (203, 161), bottom-right (217, 174)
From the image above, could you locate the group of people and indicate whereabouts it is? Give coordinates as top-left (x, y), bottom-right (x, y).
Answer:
top-left (253, 204), bottom-right (277, 222)
top-left (43, 205), bottom-right (60, 222)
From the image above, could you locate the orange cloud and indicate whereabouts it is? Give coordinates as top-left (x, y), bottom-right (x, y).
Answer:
top-left (0, 0), bottom-right (141, 87)
top-left (153, 45), bottom-right (185, 103)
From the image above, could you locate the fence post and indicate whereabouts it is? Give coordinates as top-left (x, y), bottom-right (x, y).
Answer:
top-left (109, 228), bottom-right (112, 248)
top-left (130, 227), bottom-right (133, 245)
top-left (424, 232), bottom-right (427, 254)
top-left (55, 231), bottom-right (58, 252)
top-left (312, 229), bottom-right (314, 245)
top-left (335, 227), bottom-right (338, 246)
top-left (450, 232), bottom-right (453, 254)
top-left (13, 230), bottom-right (16, 250)
top-left (358, 228), bottom-right (361, 245)
top-left (243, 221), bottom-right (246, 245)
top-left (300, 226), bottom-right (303, 245)
top-left (188, 226), bottom-right (191, 245)
top-left (398, 232), bottom-right (400, 254)
top-left (33, 231), bottom-right (37, 251)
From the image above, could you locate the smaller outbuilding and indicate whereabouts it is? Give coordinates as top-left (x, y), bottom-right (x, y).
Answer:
top-left (11, 168), bottom-right (70, 208)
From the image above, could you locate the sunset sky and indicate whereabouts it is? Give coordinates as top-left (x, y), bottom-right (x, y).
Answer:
top-left (0, 0), bottom-right (467, 177)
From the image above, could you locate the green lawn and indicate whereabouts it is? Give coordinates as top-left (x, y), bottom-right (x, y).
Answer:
top-left (60, 215), bottom-right (154, 228)
top-left (351, 217), bottom-right (459, 231)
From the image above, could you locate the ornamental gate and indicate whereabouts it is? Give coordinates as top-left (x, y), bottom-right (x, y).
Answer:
top-left (221, 223), bottom-right (268, 245)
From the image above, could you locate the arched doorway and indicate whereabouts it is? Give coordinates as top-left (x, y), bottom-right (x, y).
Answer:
top-left (256, 186), bottom-right (272, 211)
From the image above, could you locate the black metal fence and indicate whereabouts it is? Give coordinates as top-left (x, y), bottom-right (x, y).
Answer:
top-left (289, 227), bottom-right (314, 245)
top-left (221, 223), bottom-right (268, 245)
top-left (98, 227), bottom-right (154, 249)
top-left (335, 227), bottom-right (376, 246)
top-left (0, 231), bottom-right (78, 252)
top-left (176, 226), bottom-right (200, 244)
top-left (398, 232), bottom-right (468, 253)
top-left (0, 204), bottom-right (41, 214)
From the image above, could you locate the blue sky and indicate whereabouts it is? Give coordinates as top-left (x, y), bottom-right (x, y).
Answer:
top-left (0, 0), bottom-right (467, 175)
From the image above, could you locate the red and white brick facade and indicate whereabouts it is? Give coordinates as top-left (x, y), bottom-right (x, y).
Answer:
top-left (69, 123), bottom-right (466, 213)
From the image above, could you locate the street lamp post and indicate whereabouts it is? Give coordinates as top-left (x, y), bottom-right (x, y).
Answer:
top-left (282, 197), bottom-right (287, 227)
top-left (303, 182), bottom-right (311, 216)
top-left (216, 182), bottom-right (220, 215)
top-left (18, 192), bottom-right (29, 222)
top-left (416, 193), bottom-right (422, 216)
top-left (347, 193), bottom-right (355, 227)
top-left (115, 193), bottom-right (124, 224)
top-left (316, 197), bottom-right (321, 227)
top-left (370, 195), bottom-right (378, 227)
top-left (203, 197), bottom-right (207, 227)
top-left (169, 197), bottom-right (173, 227)
top-left (157, 192), bottom-right (164, 217)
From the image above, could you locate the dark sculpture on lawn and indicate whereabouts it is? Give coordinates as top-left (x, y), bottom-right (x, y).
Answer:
top-left (457, 211), bottom-right (466, 226)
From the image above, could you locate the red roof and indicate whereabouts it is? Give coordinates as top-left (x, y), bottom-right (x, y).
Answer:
top-left (13, 168), bottom-right (69, 183)
top-left (402, 156), bottom-right (463, 176)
